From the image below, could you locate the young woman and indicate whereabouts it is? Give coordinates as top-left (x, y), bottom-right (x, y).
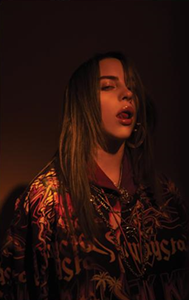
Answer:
top-left (0, 52), bottom-right (188, 300)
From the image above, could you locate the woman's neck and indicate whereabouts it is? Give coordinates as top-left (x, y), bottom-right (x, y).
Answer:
top-left (95, 141), bottom-right (125, 187)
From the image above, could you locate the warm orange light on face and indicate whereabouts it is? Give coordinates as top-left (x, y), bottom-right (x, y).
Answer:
top-left (99, 58), bottom-right (137, 141)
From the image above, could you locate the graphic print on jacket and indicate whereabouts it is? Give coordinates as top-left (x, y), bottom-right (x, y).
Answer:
top-left (0, 161), bottom-right (188, 300)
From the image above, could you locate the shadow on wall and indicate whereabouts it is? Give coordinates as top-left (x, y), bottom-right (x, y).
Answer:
top-left (0, 185), bottom-right (27, 248)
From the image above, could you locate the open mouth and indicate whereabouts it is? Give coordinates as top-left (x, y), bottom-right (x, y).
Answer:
top-left (116, 107), bottom-right (134, 120)
top-left (117, 111), bottom-right (133, 119)
top-left (116, 106), bottom-right (135, 126)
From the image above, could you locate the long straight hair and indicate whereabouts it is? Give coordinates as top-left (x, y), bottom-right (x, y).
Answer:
top-left (59, 52), bottom-right (159, 240)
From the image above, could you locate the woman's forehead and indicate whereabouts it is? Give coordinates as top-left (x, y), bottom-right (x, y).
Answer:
top-left (99, 58), bottom-right (125, 78)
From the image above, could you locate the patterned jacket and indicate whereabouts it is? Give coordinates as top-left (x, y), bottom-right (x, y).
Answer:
top-left (0, 154), bottom-right (189, 300)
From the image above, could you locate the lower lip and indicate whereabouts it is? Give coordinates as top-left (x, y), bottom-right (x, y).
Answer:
top-left (117, 117), bottom-right (133, 125)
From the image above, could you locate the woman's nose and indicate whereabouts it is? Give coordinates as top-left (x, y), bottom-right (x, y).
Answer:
top-left (121, 86), bottom-right (133, 102)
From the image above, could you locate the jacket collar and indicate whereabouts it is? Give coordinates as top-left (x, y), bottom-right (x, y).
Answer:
top-left (91, 152), bottom-right (136, 196)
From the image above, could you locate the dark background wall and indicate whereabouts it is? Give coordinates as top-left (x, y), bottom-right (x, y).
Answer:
top-left (0, 0), bottom-right (189, 212)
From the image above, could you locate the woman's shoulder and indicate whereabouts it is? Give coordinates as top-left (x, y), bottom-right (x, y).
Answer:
top-left (16, 154), bottom-right (61, 213)
top-left (139, 173), bottom-right (181, 202)
top-left (28, 157), bottom-right (60, 195)
top-left (158, 173), bottom-right (182, 200)
top-left (139, 173), bottom-right (187, 211)
top-left (158, 173), bottom-right (189, 226)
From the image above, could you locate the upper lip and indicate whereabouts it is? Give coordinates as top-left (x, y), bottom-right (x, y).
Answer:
top-left (116, 105), bottom-right (135, 118)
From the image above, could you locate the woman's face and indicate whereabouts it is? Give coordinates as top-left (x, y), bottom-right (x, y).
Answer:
top-left (99, 58), bottom-right (137, 141)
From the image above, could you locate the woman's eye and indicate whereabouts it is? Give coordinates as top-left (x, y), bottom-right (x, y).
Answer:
top-left (101, 85), bottom-right (115, 91)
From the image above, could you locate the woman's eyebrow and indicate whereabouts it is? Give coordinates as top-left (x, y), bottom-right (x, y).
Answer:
top-left (99, 75), bottom-right (119, 81)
